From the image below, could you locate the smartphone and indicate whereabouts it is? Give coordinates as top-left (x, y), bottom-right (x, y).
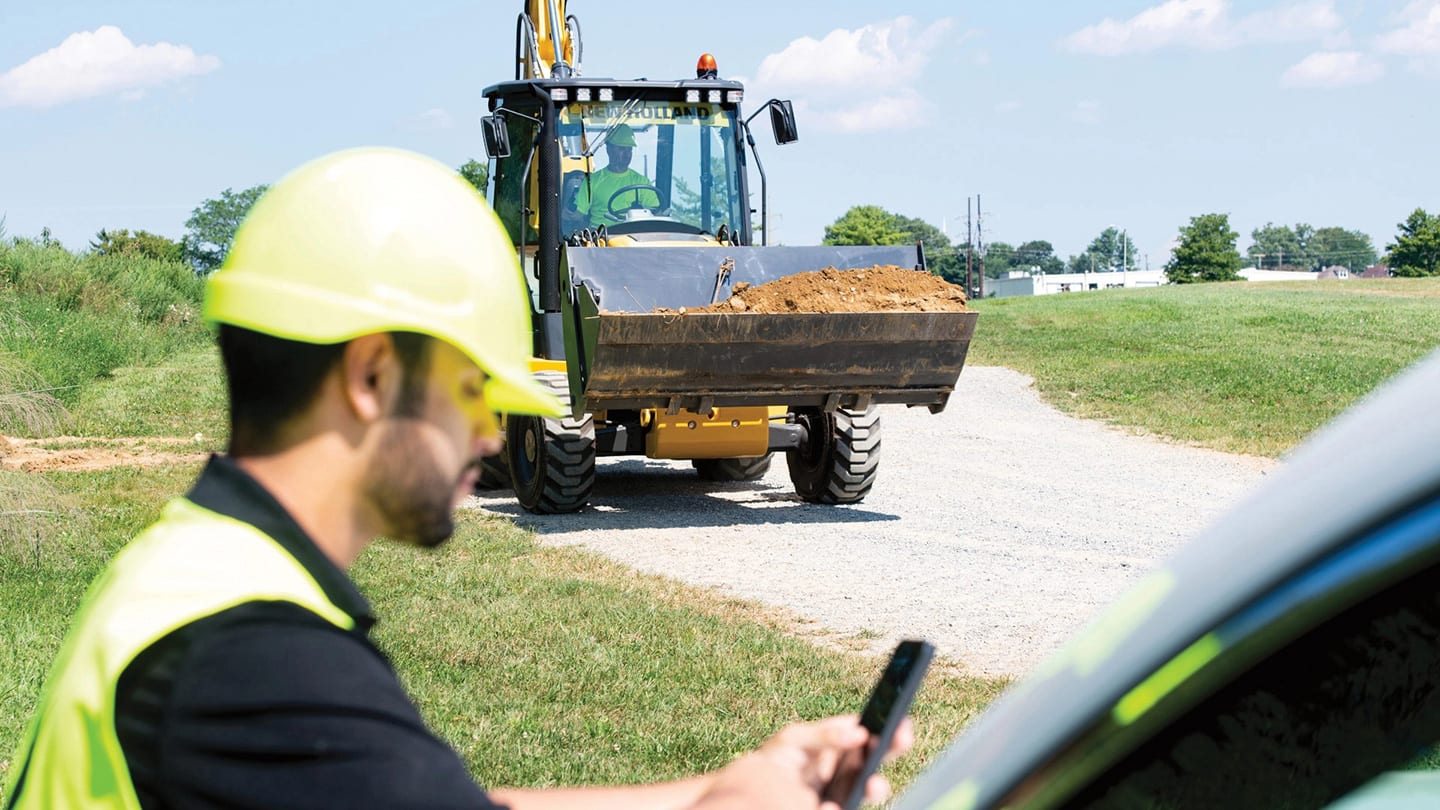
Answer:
top-left (822, 639), bottom-right (935, 810)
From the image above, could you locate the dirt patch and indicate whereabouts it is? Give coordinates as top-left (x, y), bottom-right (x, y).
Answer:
top-left (669, 265), bottom-right (970, 314)
top-left (0, 436), bottom-right (209, 473)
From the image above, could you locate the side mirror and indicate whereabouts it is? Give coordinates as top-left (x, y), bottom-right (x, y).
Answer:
top-left (481, 115), bottom-right (512, 159)
top-left (769, 100), bottom-right (798, 145)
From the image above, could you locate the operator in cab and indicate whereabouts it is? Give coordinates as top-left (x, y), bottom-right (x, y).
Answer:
top-left (573, 123), bottom-right (661, 227)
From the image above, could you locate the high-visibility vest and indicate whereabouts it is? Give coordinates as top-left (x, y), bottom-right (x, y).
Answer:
top-left (4, 498), bottom-right (355, 809)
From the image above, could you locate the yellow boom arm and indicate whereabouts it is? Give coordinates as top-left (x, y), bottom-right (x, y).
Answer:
top-left (520, 0), bottom-right (578, 79)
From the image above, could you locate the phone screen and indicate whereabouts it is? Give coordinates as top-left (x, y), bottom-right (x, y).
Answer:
top-left (822, 640), bottom-right (933, 810)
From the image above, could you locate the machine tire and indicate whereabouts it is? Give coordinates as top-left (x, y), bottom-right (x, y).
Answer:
top-left (506, 372), bottom-right (595, 514)
top-left (785, 406), bottom-right (880, 504)
top-left (692, 453), bottom-right (773, 482)
top-left (474, 453), bottom-right (511, 490)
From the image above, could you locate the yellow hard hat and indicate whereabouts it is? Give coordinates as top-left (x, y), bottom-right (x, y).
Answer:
top-left (608, 124), bottom-right (636, 148)
top-left (203, 147), bottom-right (563, 417)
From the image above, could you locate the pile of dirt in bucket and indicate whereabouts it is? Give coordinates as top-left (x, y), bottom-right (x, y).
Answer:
top-left (672, 265), bottom-right (969, 314)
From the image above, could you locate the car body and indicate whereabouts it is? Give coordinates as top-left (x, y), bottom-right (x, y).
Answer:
top-left (896, 349), bottom-right (1440, 810)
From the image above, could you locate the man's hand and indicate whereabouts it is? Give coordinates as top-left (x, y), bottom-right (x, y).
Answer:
top-left (492, 715), bottom-right (915, 810)
top-left (697, 715), bottom-right (916, 810)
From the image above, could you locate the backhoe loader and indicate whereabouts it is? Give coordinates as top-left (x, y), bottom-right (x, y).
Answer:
top-left (479, 1), bottom-right (978, 513)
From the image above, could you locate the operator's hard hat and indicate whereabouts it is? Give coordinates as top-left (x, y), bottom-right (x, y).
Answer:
top-left (202, 147), bottom-right (563, 417)
top-left (607, 124), bottom-right (636, 148)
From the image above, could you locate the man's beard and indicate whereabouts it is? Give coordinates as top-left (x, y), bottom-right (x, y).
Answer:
top-left (364, 420), bottom-right (471, 548)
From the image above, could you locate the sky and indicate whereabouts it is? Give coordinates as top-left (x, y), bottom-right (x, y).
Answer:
top-left (2, 0), bottom-right (1438, 267)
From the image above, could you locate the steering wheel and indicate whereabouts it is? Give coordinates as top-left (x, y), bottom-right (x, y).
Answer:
top-left (606, 183), bottom-right (665, 219)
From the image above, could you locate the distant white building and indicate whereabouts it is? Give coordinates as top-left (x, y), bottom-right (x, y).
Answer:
top-left (1238, 268), bottom-right (1320, 282)
top-left (987, 269), bottom-right (1167, 299)
top-left (987, 266), bottom-right (1324, 298)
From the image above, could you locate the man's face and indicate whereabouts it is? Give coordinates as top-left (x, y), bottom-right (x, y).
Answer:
top-left (363, 341), bottom-right (501, 548)
top-left (605, 142), bottom-right (632, 172)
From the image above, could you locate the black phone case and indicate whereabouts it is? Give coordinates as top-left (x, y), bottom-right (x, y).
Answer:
top-left (826, 639), bottom-right (934, 810)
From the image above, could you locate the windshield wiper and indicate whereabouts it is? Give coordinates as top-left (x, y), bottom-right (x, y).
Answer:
top-left (583, 95), bottom-right (645, 158)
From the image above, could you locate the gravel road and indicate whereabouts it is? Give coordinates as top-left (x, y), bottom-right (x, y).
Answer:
top-left (465, 366), bottom-right (1278, 679)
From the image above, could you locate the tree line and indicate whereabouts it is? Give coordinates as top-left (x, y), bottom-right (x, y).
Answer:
top-left (80, 160), bottom-right (491, 273)
top-left (45, 164), bottom-right (1440, 284)
top-left (821, 205), bottom-right (1440, 285)
top-left (821, 206), bottom-right (1144, 283)
top-left (1163, 210), bottom-right (1439, 283)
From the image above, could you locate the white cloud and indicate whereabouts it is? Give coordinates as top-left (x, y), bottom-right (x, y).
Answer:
top-left (995, 100), bottom-right (1022, 114)
top-left (1064, 0), bottom-right (1227, 54)
top-left (1231, 1), bottom-right (1344, 43)
top-left (811, 93), bottom-right (929, 134)
top-left (1062, 0), bottom-right (1343, 55)
top-left (0, 25), bottom-right (219, 109)
top-left (1280, 50), bottom-right (1386, 86)
top-left (758, 16), bottom-right (954, 92)
top-left (754, 17), bottom-right (957, 133)
top-left (1376, 0), bottom-right (1440, 55)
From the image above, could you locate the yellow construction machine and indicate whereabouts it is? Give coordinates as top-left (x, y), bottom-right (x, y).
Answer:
top-left (478, 1), bottom-right (978, 513)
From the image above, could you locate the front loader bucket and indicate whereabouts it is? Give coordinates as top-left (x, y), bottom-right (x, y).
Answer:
top-left (558, 244), bottom-right (977, 414)
top-left (564, 244), bottom-right (933, 313)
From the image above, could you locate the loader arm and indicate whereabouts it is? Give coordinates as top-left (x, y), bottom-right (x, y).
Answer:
top-left (520, 0), bottom-right (578, 79)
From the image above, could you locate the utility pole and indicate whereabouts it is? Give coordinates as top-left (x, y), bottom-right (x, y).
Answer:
top-left (976, 194), bottom-right (984, 299)
top-left (965, 197), bottom-right (974, 299)
top-left (1122, 229), bottom-right (1128, 287)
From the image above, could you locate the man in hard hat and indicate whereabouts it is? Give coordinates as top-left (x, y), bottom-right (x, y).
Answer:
top-left (573, 123), bottom-right (662, 227)
top-left (4, 147), bottom-right (909, 809)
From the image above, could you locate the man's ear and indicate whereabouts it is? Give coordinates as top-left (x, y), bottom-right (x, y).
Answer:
top-left (340, 334), bottom-right (400, 423)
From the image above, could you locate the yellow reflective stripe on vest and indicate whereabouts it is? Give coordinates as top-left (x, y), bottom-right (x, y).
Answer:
top-left (5, 497), bottom-right (354, 810)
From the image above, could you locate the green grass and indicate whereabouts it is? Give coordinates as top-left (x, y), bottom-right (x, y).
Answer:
top-left (968, 279), bottom-right (1440, 457)
top-left (0, 466), bottom-right (1004, 796)
top-left (1, 466), bottom-right (188, 789)
top-left (64, 346), bottom-right (228, 438)
top-left (0, 240), bottom-right (213, 436)
top-left (6, 258), bottom-right (1440, 796)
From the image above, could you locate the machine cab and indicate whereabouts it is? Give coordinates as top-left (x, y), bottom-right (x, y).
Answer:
top-left (482, 81), bottom-right (754, 251)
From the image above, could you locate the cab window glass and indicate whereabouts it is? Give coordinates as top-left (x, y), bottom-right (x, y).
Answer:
top-left (559, 101), bottom-right (743, 234)
top-left (491, 110), bottom-right (540, 245)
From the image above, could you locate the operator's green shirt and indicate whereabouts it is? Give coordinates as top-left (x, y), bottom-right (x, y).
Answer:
top-left (573, 168), bottom-right (660, 226)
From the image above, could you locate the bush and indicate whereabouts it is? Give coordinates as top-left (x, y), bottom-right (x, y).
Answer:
top-left (0, 239), bottom-right (210, 411)
top-left (0, 340), bottom-right (66, 436)
top-left (90, 229), bottom-right (184, 263)
top-left (0, 239), bottom-right (202, 325)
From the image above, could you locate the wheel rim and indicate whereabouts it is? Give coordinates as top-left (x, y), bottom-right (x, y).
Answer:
top-left (515, 419), bottom-right (540, 486)
top-left (795, 412), bottom-right (826, 472)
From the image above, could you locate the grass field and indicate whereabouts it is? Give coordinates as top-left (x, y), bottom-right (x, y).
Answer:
top-left (0, 465), bottom-right (1004, 795)
top-left (967, 279), bottom-right (1440, 457)
top-left (3, 242), bottom-right (1439, 797)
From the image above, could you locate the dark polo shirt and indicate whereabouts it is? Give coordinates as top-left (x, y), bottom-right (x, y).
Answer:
top-left (114, 455), bottom-right (505, 809)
